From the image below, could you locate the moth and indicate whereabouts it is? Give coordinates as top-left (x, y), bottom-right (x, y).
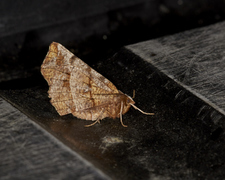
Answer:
top-left (41, 42), bottom-right (154, 127)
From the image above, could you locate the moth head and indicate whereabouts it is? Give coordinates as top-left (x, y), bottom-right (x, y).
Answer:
top-left (124, 90), bottom-right (135, 106)
top-left (125, 90), bottom-right (154, 116)
top-left (126, 96), bottom-right (135, 106)
top-left (121, 95), bottom-right (135, 116)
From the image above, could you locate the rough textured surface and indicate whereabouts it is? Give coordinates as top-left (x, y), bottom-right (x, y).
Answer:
top-left (2, 21), bottom-right (225, 179)
top-left (0, 98), bottom-right (109, 180)
top-left (1, 0), bottom-right (225, 84)
top-left (2, 1), bottom-right (225, 179)
top-left (0, 0), bottom-right (149, 38)
top-left (127, 21), bottom-right (225, 128)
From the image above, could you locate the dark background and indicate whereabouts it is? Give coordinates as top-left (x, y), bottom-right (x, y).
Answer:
top-left (0, 0), bottom-right (225, 82)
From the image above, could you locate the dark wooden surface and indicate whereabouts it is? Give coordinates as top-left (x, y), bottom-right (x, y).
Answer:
top-left (1, 0), bottom-right (225, 179)
top-left (1, 0), bottom-right (225, 84)
top-left (0, 98), bottom-right (109, 180)
top-left (0, 0), bottom-right (155, 38)
top-left (1, 21), bottom-right (225, 179)
top-left (127, 21), bottom-right (225, 129)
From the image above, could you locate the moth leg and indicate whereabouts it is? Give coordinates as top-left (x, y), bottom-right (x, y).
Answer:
top-left (84, 119), bottom-right (100, 127)
top-left (120, 101), bottom-right (127, 127)
top-left (85, 108), bottom-right (105, 127)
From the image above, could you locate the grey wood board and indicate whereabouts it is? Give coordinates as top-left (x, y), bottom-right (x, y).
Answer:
top-left (0, 97), bottom-right (110, 180)
top-left (1, 47), bottom-right (225, 179)
top-left (127, 21), bottom-right (225, 127)
top-left (2, 21), bottom-right (225, 179)
top-left (0, 0), bottom-right (148, 38)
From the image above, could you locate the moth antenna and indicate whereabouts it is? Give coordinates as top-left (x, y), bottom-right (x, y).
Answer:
top-left (130, 103), bottom-right (154, 115)
top-left (120, 101), bottom-right (127, 127)
top-left (132, 90), bottom-right (135, 99)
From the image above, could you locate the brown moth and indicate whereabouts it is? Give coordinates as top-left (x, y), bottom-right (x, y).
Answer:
top-left (41, 42), bottom-right (154, 127)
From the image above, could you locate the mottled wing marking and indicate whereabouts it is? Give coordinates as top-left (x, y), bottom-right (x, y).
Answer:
top-left (41, 42), bottom-right (121, 120)
top-left (41, 42), bottom-right (74, 115)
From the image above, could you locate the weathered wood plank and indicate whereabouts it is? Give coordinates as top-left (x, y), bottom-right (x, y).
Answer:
top-left (0, 97), bottom-right (109, 180)
top-left (127, 21), bottom-right (225, 128)
top-left (0, 0), bottom-right (148, 38)
top-left (2, 21), bottom-right (225, 179)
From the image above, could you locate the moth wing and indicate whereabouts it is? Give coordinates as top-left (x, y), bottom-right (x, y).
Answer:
top-left (41, 42), bottom-right (77, 116)
top-left (41, 42), bottom-right (120, 120)
top-left (68, 48), bottom-right (121, 120)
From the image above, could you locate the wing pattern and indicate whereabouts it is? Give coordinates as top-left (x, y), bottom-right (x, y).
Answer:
top-left (41, 42), bottom-right (124, 120)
